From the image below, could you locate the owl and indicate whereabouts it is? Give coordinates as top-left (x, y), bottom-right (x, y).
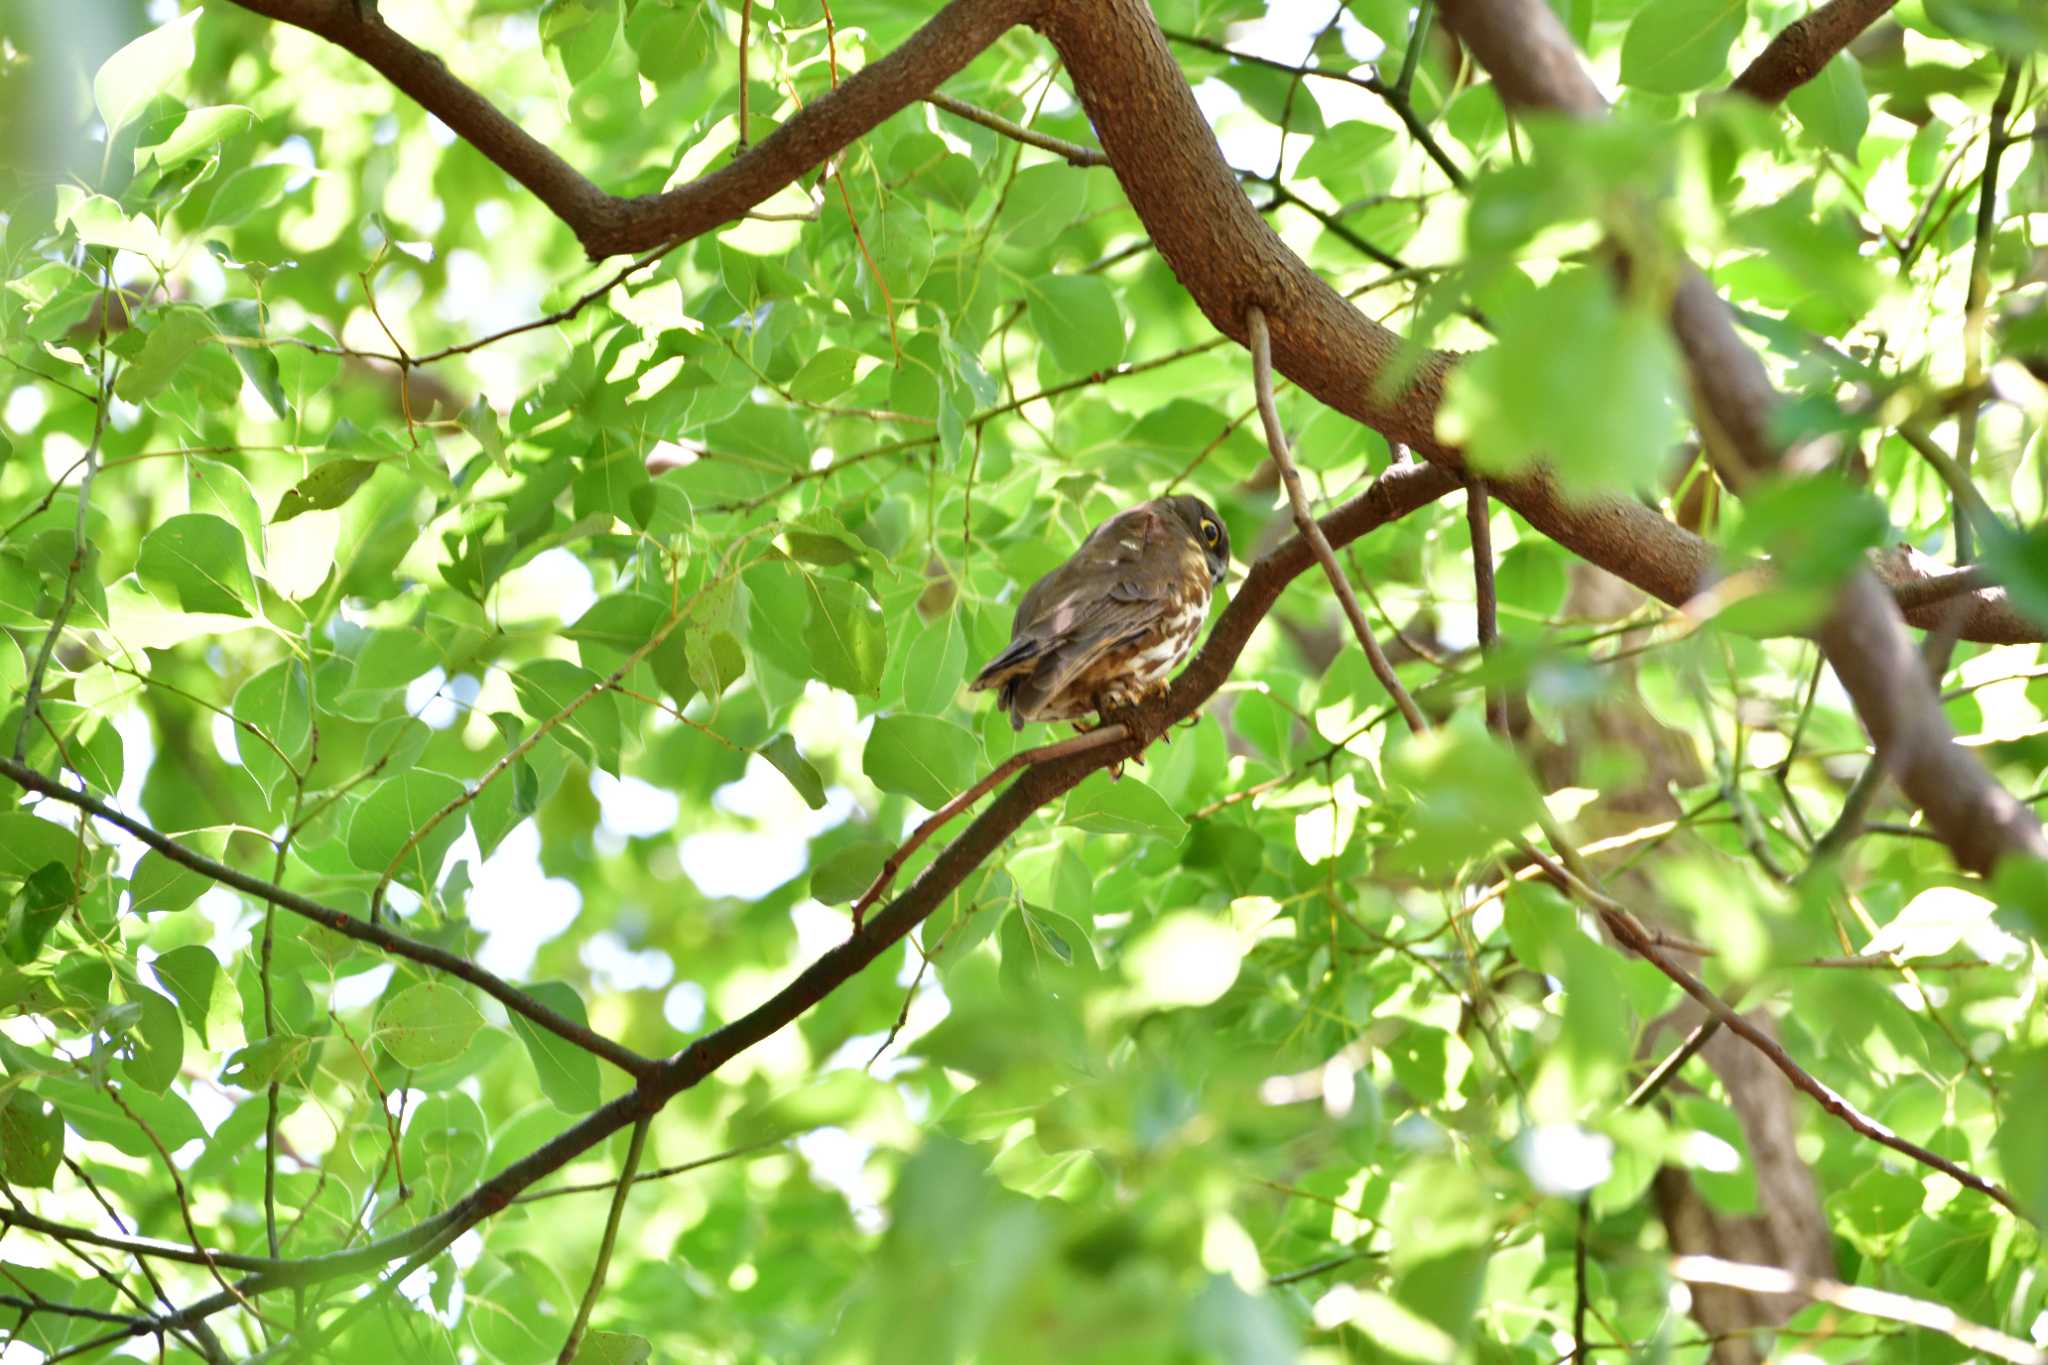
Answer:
top-left (969, 494), bottom-right (1232, 730)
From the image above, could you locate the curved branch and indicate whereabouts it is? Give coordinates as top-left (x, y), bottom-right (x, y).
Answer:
top-left (227, 0), bottom-right (1045, 259)
top-left (1437, 0), bottom-right (2046, 875)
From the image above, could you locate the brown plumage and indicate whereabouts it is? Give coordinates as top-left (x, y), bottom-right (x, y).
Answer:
top-left (969, 495), bottom-right (1232, 729)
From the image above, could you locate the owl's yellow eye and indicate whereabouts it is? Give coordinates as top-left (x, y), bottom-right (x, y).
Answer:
top-left (1201, 519), bottom-right (1220, 546)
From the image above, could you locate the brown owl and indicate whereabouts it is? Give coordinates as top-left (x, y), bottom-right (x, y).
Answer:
top-left (969, 495), bottom-right (1232, 730)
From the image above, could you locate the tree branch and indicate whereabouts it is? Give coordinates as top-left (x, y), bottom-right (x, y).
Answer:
top-left (1729, 0), bottom-right (1900, 104)
top-left (925, 92), bottom-right (1109, 166)
top-left (1437, 0), bottom-right (2048, 875)
top-left (1248, 306), bottom-right (1427, 733)
top-left (1523, 841), bottom-right (2027, 1220)
top-left (233, 0), bottom-right (2034, 650)
top-left (0, 759), bottom-right (654, 1079)
top-left (1466, 477), bottom-right (1507, 734)
top-left (850, 724), bottom-right (1131, 925)
top-left (556, 1116), bottom-right (648, 1364)
top-left (226, 0), bottom-right (1045, 259)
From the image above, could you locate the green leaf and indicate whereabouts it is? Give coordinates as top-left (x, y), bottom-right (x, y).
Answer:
top-left (232, 658), bottom-right (313, 802)
top-left (1385, 714), bottom-right (1544, 873)
top-left (508, 981), bottom-right (601, 1112)
top-left (129, 847), bottom-right (213, 915)
top-left (572, 1332), bottom-right (654, 1365)
top-left (272, 459), bottom-right (379, 523)
top-left (0, 1092), bottom-right (64, 1187)
top-left (459, 397), bottom-right (509, 470)
top-left (1785, 54), bottom-right (1869, 158)
top-left (150, 944), bottom-right (220, 1045)
top-left (377, 982), bottom-right (485, 1069)
top-left (788, 347), bottom-right (861, 402)
top-left (728, 1071), bottom-right (892, 1144)
top-left (136, 513), bottom-right (257, 617)
top-left (94, 9), bottom-right (201, 136)
top-left (759, 732), bottom-right (826, 809)
top-left (121, 989), bottom-right (184, 1094)
top-left (346, 770), bottom-right (467, 884)
top-left (221, 1033), bottom-right (316, 1089)
top-left (1062, 772), bottom-right (1189, 842)
top-left (1027, 275), bottom-right (1125, 377)
top-left (6, 862), bottom-right (73, 964)
top-left (810, 840), bottom-right (890, 905)
top-left (1996, 1049), bottom-right (2048, 1223)
top-left (749, 563), bottom-right (887, 698)
top-left (113, 308), bottom-right (213, 405)
top-left (1298, 121), bottom-right (1400, 198)
top-left (0, 814), bottom-right (77, 881)
top-left (136, 104), bottom-right (254, 172)
top-left (902, 612), bottom-right (968, 715)
top-left (1439, 269), bottom-right (1684, 498)
top-left (1620, 0), bottom-right (1748, 94)
top-left (863, 714), bottom-right (981, 808)
top-left (1001, 164), bottom-right (1091, 248)
top-left (511, 659), bottom-right (624, 772)
top-left (208, 163), bottom-right (296, 226)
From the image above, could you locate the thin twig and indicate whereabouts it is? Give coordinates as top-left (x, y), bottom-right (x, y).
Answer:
top-left (1949, 58), bottom-right (2024, 567)
top-left (17, 297), bottom-right (114, 764)
top-left (1247, 306), bottom-right (1427, 733)
top-left (1524, 837), bottom-right (2029, 1221)
top-left (1160, 29), bottom-right (1468, 187)
top-left (850, 725), bottom-right (1131, 925)
top-left (1572, 1198), bottom-right (1590, 1361)
top-left (736, 0), bottom-right (752, 151)
top-left (512, 1137), bottom-right (788, 1205)
top-left (925, 92), bottom-right (1109, 166)
top-left (100, 1084), bottom-right (266, 1325)
top-left (556, 1117), bottom-right (649, 1364)
top-left (1466, 477), bottom-right (1507, 734)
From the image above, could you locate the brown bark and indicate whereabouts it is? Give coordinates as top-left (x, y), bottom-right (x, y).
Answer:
top-left (1730, 0), bottom-right (1901, 104)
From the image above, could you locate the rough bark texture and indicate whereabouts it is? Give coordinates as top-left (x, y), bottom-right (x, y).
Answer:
top-left (1730, 0), bottom-right (1902, 104)
top-left (1651, 1016), bottom-right (1840, 1364)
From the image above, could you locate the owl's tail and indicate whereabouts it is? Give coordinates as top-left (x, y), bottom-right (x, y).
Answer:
top-left (968, 638), bottom-right (1042, 730)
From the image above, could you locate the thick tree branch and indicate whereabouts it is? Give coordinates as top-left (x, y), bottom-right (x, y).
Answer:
top-left (1730, 0), bottom-right (1900, 104)
top-left (234, 0), bottom-right (2032, 647)
top-left (226, 0), bottom-right (1044, 258)
top-left (1437, 0), bottom-right (2048, 875)
top-left (0, 759), bottom-right (654, 1079)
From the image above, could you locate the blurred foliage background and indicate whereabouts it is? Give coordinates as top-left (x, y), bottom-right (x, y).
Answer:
top-left (0, 0), bottom-right (2046, 1360)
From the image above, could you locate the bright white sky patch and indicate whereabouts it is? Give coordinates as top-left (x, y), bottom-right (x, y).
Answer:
top-left (591, 770), bottom-right (681, 838)
top-left (459, 822), bottom-right (582, 979)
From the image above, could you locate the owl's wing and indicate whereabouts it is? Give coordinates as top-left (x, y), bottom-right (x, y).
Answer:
top-left (969, 507), bottom-right (1184, 719)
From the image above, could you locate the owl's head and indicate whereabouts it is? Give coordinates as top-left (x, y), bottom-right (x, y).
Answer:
top-left (1160, 494), bottom-right (1232, 585)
